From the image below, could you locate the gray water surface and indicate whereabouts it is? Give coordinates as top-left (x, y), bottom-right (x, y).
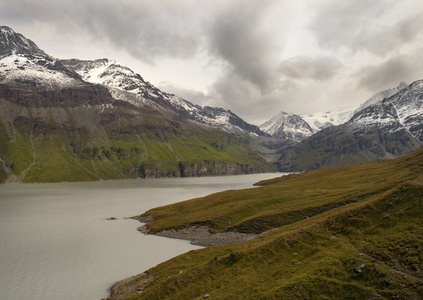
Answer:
top-left (0, 173), bottom-right (283, 300)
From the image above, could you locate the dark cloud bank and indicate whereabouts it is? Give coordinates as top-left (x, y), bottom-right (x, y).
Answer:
top-left (1, 0), bottom-right (422, 123)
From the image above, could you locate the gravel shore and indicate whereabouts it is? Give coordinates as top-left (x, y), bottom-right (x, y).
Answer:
top-left (138, 225), bottom-right (258, 247)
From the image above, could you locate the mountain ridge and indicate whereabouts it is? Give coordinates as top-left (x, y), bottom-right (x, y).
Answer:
top-left (274, 79), bottom-right (423, 171)
top-left (260, 82), bottom-right (412, 143)
top-left (1, 25), bottom-right (422, 181)
top-left (0, 26), bottom-right (273, 183)
top-left (62, 58), bottom-right (266, 137)
top-left (259, 111), bottom-right (313, 142)
top-left (0, 26), bottom-right (48, 57)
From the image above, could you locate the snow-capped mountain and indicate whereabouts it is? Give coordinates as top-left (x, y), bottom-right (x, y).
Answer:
top-left (351, 80), bottom-right (423, 139)
top-left (0, 26), bottom-right (83, 90)
top-left (0, 26), bottom-right (48, 57)
top-left (275, 80), bottom-right (423, 171)
top-left (301, 82), bottom-right (410, 132)
top-left (260, 107), bottom-right (355, 142)
top-left (259, 112), bottom-right (313, 142)
top-left (62, 58), bottom-right (264, 136)
top-left (0, 25), bottom-right (264, 137)
top-left (261, 82), bottom-right (414, 142)
top-left (0, 26), bottom-right (273, 183)
top-left (301, 107), bottom-right (355, 132)
top-left (354, 82), bottom-right (409, 113)
top-left (0, 53), bottom-right (84, 90)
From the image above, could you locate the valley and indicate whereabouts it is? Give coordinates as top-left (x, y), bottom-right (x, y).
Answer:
top-left (1, 24), bottom-right (423, 299)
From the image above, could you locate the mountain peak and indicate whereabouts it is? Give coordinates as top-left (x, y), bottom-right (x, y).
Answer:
top-left (355, 81), bottom-right (410, 114)
top-left (259, 111), bottom-right (313, 141)
top-left (0, 25), bottom-right (47, 57)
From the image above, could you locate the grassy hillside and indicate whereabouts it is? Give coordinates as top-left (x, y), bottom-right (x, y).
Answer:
top-left (111, 148), bottom-right (423, 299)
top-left (0, 97), bottom-right (274, 183)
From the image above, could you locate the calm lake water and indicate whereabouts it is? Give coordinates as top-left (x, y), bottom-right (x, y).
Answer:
top-left (0, 173), bottom-right (283, 300)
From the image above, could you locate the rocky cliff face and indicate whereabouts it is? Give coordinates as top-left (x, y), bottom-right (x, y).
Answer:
top-left (0, 26), bottom-right (273, 183)
top-left (0, 26), bottom-right (47, 57)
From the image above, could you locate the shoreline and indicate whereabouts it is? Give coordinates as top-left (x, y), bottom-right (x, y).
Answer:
top-left (138, 224), bottom-right (258, 247)
top-left (106, 223), bottom-right (258, 299)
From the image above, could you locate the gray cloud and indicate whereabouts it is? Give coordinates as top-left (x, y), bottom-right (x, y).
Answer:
top-left (1, 0), bottom-right (423, 124)
top-left (208, 72), bottom-right (284, 123)
top-left (309, 0), bottom-right (403, 56)
top-left (355, 12), bottom-right (423, 57)
top-left (207, 72), bottom-right (336, 124)
top-left (357, 52), bottom-right (423, 92)
top-left (157, 82), bottom-right (216, 107)
top-left (207, 0), bottom-right (282, 93)
top-left (278, 56), bottom-right (342, 81)
top-left (0, 0), bottom-right (203, 63)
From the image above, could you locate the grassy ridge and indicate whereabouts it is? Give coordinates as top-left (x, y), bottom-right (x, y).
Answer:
top-left (114, 148), bottom-right (423, 299)
top-left (138, 150), bottom-right (422, 234)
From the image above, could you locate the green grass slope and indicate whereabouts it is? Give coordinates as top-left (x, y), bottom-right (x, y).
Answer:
top-left (113, 148), bottom-right (423, 299)
top-left (0, 100), bottom-right (274, 183)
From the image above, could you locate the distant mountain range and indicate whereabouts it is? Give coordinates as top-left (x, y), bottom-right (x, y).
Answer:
top-left (0, 25), bottom-right (273, 183)
top-left (0, 25), bottom-right (422, 182)
top-left (260, 82), bottom-right (411, 141)
top-left (272, 80), bottom-right (423, 171)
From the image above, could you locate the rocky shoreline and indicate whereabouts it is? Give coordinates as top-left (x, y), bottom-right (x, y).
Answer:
top-left (107, 272), bottom-right (154, 300)
top-left (106, 223), bottom-right (258, 299)
top-left (138, 224), bottom-right (258, 247)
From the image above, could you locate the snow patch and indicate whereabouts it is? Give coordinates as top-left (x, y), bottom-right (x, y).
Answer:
top-left (0, 53), bottom-right (80, 89)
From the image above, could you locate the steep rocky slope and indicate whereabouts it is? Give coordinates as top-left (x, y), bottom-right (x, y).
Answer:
top-left (0, 26), bottom-right (273, 183)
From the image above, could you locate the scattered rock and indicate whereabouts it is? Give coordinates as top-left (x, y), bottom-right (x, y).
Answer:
top-left (355, 263), bottom-right (366, 273)
top-left (383, 214), bottom-right (391, 219)
top-left (137, 215), bottom-right (153, 223)
top-left (138, 225), bottom-right (150, 234)
top-left (153, 225), bottom-right (258, 247)
top-left (204, 293), bottom-right (210, 298)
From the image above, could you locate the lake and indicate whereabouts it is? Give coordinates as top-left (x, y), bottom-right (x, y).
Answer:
top-left (0, 173), bottom-right (283, 300)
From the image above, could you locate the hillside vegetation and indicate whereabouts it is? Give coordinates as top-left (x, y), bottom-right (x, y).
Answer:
top-left (111, 147), bottom-right (423, 299)
top-left (0, 87), bottom-right (273, 183)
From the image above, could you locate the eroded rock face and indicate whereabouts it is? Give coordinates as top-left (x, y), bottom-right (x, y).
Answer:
top-left (177, 161), bottom-right (265, 178)
top-left (0, 83), bottom-right (114, 108)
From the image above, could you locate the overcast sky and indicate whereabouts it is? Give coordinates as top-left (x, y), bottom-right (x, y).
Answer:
top-left (1, 0), bottom-right (423, 124)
